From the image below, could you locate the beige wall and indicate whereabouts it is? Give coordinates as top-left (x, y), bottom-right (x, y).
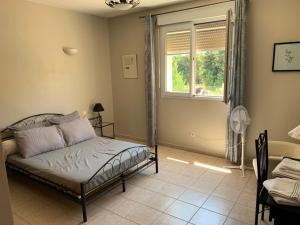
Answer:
top-left (109, 0), bottom-right (228, 157)
top-left (0, 0), bottom-right (114, 129)
top-left (246, 0), bottom-right (300, 159)
top-left (1, 0), bottom-right (299, 162)
top-left (158, 99), bottom-right (228, 156)
top-left (109, 13), bottom-right (148, 142)
top-left (109, 0), bottom-right (300, 159)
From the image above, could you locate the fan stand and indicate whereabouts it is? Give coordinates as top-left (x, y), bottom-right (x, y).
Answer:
top-left (224, 133), bottom-right (253, 177)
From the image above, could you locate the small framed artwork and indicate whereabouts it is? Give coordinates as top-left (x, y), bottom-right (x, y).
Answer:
top-left (272, 41), bottom-right (300, 72)
top-left (122, 54), bottom-right (138, 78)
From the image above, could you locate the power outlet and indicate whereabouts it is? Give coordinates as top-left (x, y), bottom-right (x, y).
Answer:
top-left (190, 132), bottom-right (196, 138)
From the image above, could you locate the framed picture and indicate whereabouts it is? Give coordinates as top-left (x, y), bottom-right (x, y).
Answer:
top-left (122, 54), bottom-right (138, 78)
top-left (272, 42), bottom-right (300, 72)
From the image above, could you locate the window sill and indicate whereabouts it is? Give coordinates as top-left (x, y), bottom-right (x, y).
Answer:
top-left (161, 93), bottom-right (224, 102)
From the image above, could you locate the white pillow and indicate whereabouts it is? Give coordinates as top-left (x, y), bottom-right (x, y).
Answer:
top-left (1, 139), bottom-right (18, 161)
top-left (288, 125), bottom-right (300, 140)
top-left (58, 117), bottom-right (96, 146)
top-left (48, 111), bottom-right (80, 125)
top-left (15, 126), bottom-right (66, 158)
top-left (8, 121), bottom-right (47, 131)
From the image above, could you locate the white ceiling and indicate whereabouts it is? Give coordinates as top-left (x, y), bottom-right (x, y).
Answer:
top-left (26, 0), bottom-right (192, 18)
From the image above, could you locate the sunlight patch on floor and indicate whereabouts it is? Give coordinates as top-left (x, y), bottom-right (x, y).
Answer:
top-left (193, 162), bottom-right (232, 174)
top-left (166, 156), bottom-right (232, 174)
top-left (166, 157), bottom-right (189, 164)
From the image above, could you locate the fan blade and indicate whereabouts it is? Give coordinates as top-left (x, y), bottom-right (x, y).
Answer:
top-left (235, 121), bottom-right (241, 132)
top-left (240, 110), bottom-right (247, 121)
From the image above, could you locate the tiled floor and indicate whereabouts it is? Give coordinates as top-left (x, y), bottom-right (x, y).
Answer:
top-left (9, 145), bottom-right (274, 225)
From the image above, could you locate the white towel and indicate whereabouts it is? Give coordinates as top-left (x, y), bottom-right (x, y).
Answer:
top-left (288, 125), bottom-right (300, 140)
top-left (263, 178), bottom-right (300, 206)
top-left (272, 158), bottom-right (300, 180)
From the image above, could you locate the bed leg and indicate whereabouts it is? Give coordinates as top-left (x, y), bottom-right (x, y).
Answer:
top-left (121, 174), bottom-right (126, 192)
top-left (80, 184), bottom-right (87, 223)
top-left (155, 145), bottom-right (158, 173)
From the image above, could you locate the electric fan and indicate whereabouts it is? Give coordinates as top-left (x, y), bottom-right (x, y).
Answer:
top-left (225, 105), bottom-right (252, 177)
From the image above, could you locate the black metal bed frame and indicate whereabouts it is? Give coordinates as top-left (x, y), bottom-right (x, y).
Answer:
top-left (0, 113), bottom-right (158, 223)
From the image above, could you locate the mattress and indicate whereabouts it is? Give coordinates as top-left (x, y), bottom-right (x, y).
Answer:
top-left (7, 137), bottom-right (149, 194)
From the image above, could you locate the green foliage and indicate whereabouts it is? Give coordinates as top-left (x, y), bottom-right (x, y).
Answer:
top-left (173, 55), bottom-right (190, 84)
top-left (170, 50), bottom-right (224, 94)
top-left (172, 58), bottom-right (189, 92)
top-left (196, 50), bottom-right (225, 91)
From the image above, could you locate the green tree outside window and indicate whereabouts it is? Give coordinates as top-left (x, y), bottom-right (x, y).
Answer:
top-left (170, 50), bottom-right (225, 95)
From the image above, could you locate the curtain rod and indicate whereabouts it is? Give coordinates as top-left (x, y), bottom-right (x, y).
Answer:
top-left (139, 0), bottom-right (235, 19)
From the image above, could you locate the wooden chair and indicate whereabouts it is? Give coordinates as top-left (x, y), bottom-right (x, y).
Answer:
top-left (267, 156), bottom-right (300, 225)
top-left (255, 130), bottom-right (270, 225)
top-left (255, 130), bottom-right (300, 225)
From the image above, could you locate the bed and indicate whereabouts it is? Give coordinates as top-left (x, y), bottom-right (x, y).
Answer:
top-left (0, 113), bottom-right (158, 223)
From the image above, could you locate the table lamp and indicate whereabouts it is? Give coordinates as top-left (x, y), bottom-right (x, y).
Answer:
top-left (93, 103), bottom-right (104, 126)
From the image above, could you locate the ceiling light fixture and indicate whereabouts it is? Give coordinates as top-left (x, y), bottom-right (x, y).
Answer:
top-left (105, 0), bottom-right (140, 10)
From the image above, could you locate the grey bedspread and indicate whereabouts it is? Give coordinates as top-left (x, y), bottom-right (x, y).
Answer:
top-left (7, 137), bottom-right (149, 194)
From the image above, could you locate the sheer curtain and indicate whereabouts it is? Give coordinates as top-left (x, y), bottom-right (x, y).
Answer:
top-left (144, 14), bottom-right (157, 147)
top-left (226, 0), bottom-right (248, 163)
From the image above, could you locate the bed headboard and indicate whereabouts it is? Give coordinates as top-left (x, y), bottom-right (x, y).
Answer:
top-left (0, 113), bottom-right (63, 141)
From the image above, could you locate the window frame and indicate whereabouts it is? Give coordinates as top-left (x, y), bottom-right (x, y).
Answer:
top-left (159, 18), bottom-right (228, 101)
top-left (160, 22), bottom-right (193, 98)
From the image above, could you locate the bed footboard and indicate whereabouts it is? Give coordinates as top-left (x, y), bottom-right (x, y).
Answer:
top-left (80, 144), bottom-right (158, 222)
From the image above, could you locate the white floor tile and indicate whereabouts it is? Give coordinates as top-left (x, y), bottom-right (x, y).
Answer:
top-left (202, 196), bottom-right (235, 216)
top-left (179, 189), bottom-right (208, 207)
top-left (100, 196), bottom-right (140, 217)
top-left (142, 192), bottom-right (176, 211)
top-left (212, 186), bottom-right (242, 202)
top-left (125, 204), bottom-right (162, 225)
top-left (166, 200), bottom-right (199, 222)
top-left (224, 217), bottom-right (251, 225)
top-left (229, 204), bottom-right (255, 225)
top-left (157, 182), bottom-right (186, 198)
top-left (190, 208), bottom-right (226, 225)
top-left (237, 191), bottom-right (257, 209)
top-left (152, 214), bottom-right (187, 225)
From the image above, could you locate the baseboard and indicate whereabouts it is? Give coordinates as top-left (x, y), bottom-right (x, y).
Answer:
top-left (158, 140), bottom-right (225, 159)
top-left (116, 134), bottom-right (255, 168)
top-left (115, 133), bottom-right (147, 144)
top-left (116, 133), bottom-right (225, 159)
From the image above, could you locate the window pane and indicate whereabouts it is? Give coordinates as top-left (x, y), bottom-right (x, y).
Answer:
top-left (165, 30), bottom-right (191, 93)
top-left (195, 21), bottom-right (226, 97)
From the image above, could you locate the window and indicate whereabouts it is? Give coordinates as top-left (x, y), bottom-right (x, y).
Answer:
top-left (165, 30), bottom-right (191, 93)
top-left (160, 20), bottom-right (228, 100)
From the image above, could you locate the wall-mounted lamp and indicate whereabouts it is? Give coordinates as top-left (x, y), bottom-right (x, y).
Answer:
top-left (62, 47), bottom-right (78, 56)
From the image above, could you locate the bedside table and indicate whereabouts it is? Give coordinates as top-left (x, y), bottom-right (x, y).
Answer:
top-left (89, 117), bottom-right (115, 139)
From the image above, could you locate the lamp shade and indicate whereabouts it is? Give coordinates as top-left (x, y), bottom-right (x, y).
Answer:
top-left (93, 103), bottom-right (104, 112)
